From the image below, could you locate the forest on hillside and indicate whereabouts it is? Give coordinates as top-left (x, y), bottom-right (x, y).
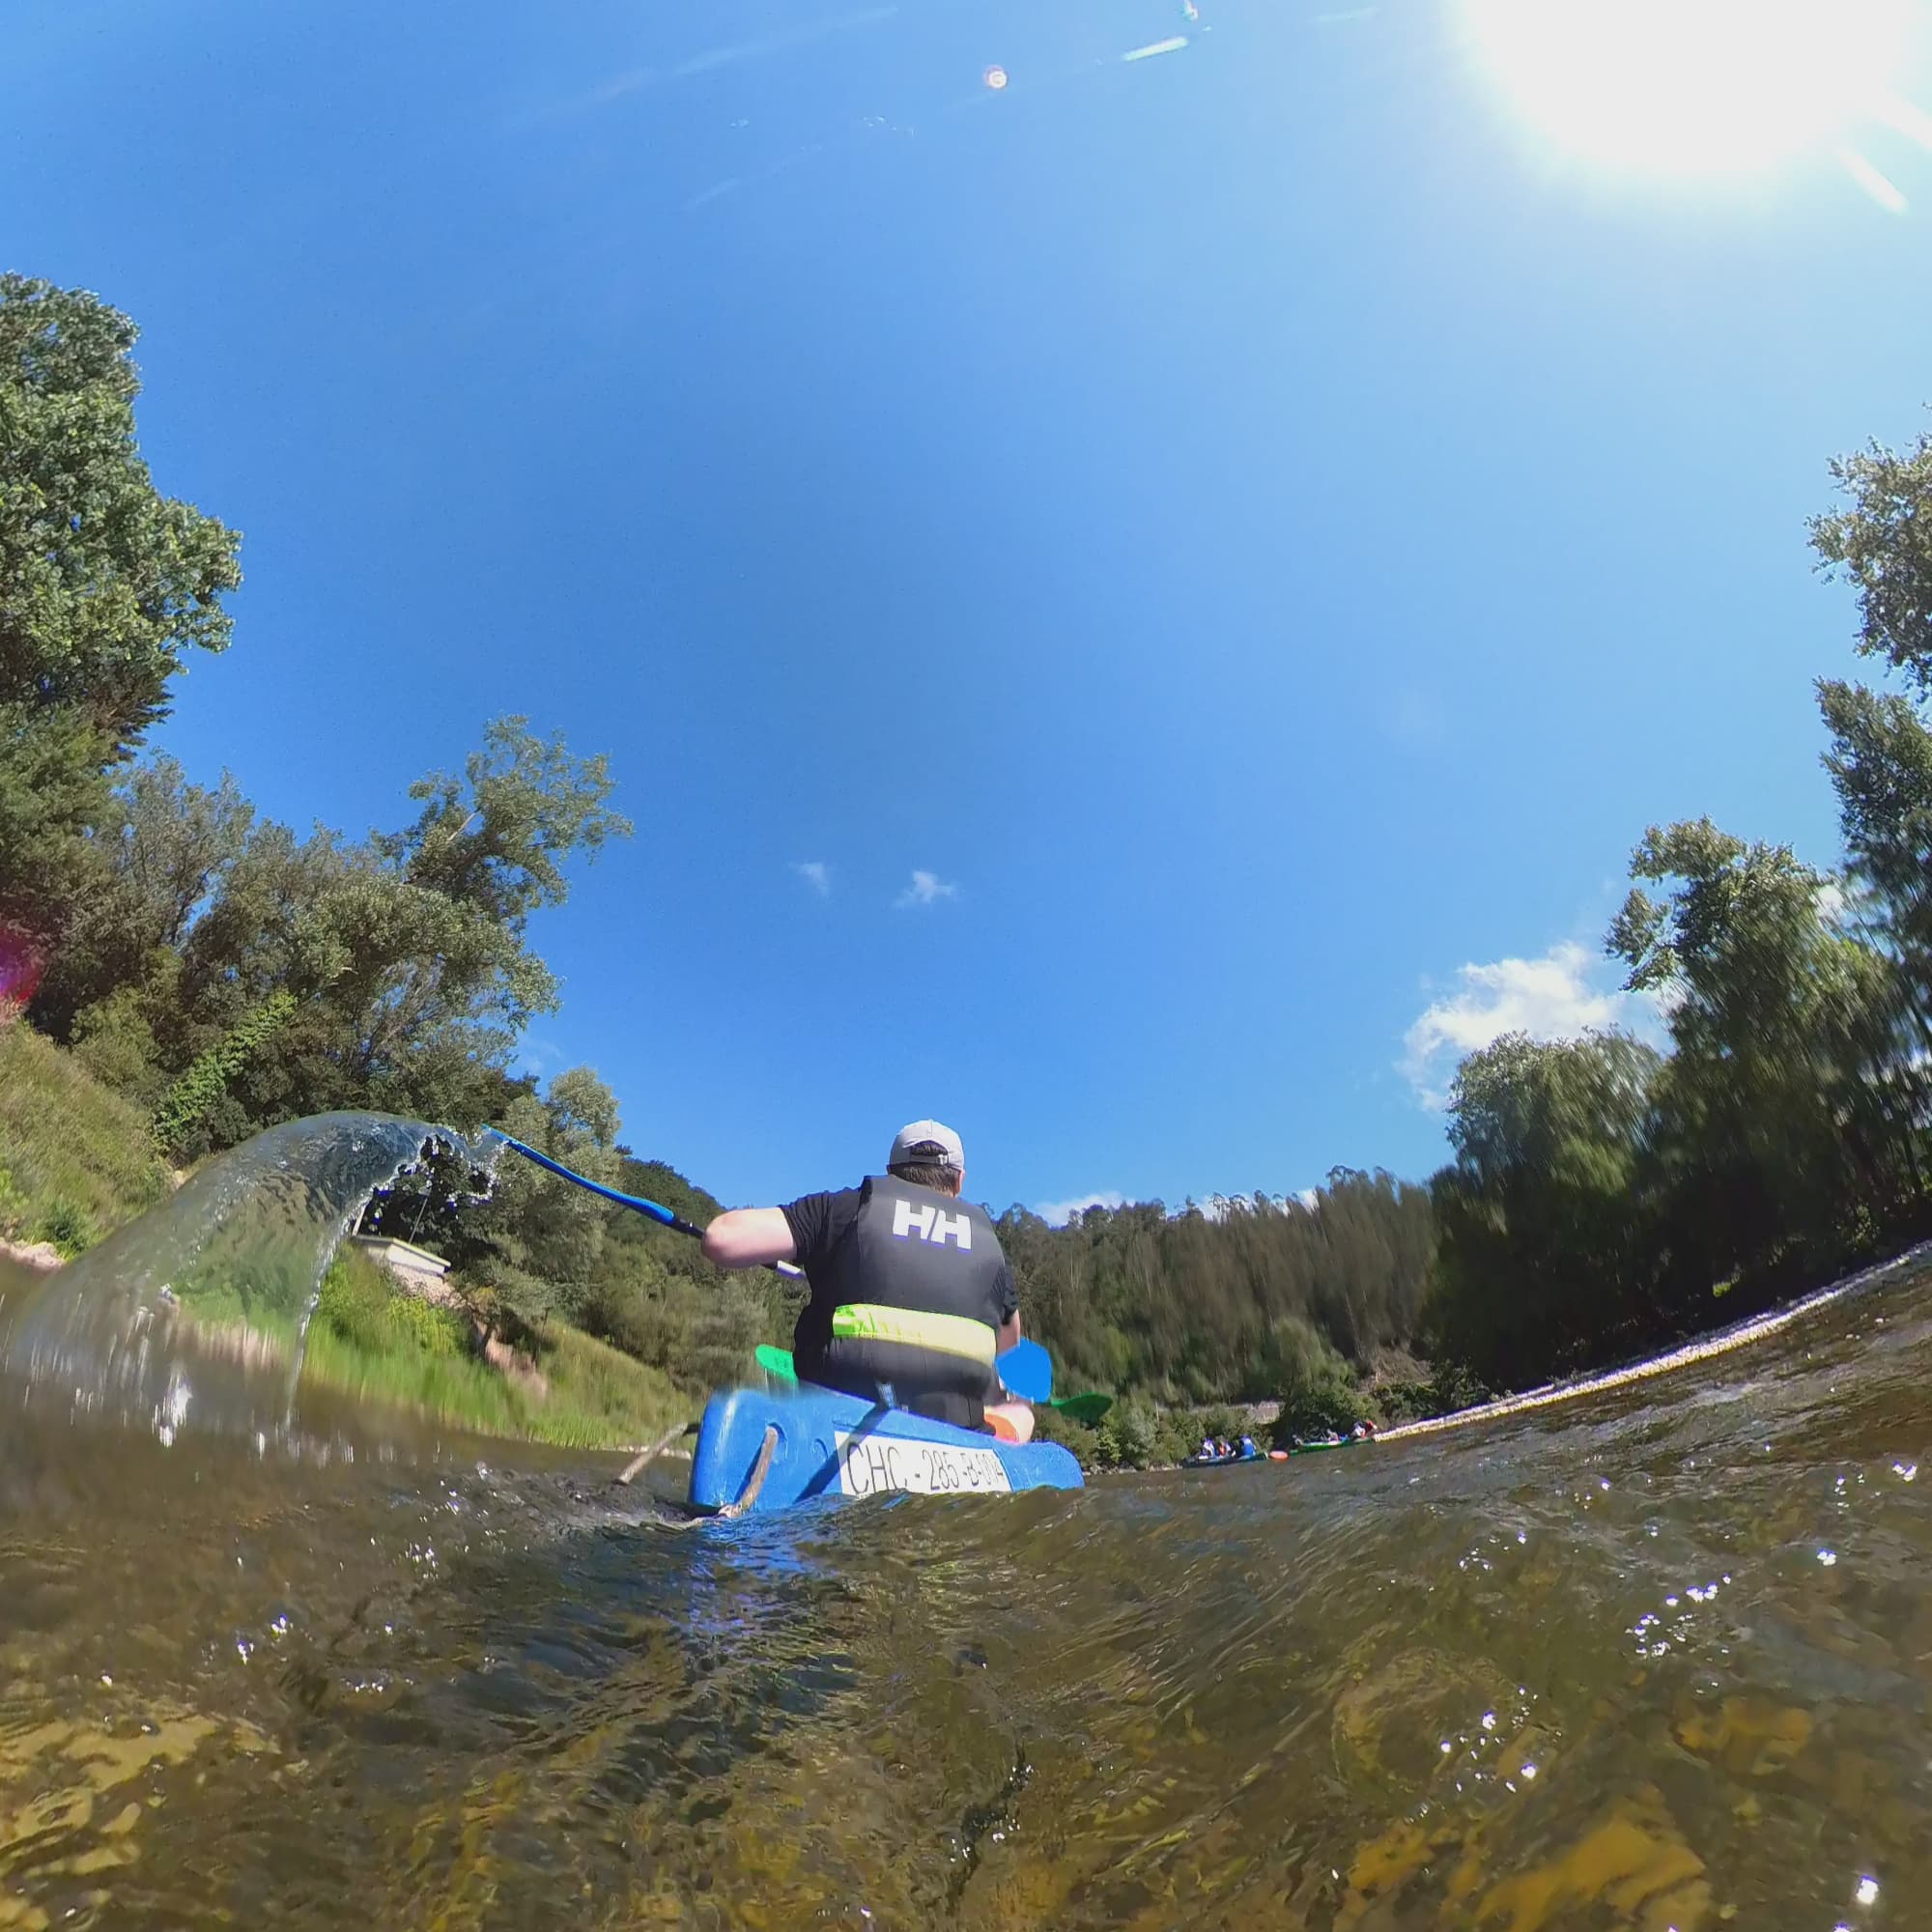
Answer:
top-left (10, 268), bottom-right (1932, 1453)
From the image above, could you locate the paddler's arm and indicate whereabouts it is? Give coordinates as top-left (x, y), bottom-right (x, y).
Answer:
top-left (702, 1207), bottom-right (797, 1271)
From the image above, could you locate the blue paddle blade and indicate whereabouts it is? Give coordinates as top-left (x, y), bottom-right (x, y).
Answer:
top-left (995, 1338), bottom-right (1053, 1403)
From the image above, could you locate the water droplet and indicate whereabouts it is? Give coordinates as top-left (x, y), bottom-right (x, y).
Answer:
top-left (1856, 1875), bottom-right (1879, 1906)
top-left (1818, 1549), bottom-right (1838, 1567)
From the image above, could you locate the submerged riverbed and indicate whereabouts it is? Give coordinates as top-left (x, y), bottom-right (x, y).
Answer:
top-left (3, 1253), bottom-right (1931, 1928)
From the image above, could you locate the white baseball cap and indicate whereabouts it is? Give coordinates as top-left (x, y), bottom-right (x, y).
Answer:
top-left (888, 1120), bottom-right (964, 1171)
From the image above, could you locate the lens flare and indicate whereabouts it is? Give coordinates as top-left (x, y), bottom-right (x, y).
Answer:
top-left (1463, 0), bottom-right (1913, 175)
top-left (982, 64), bottom-right (1009, 91)
top-left (0, 932), bottom-right (43, 1012)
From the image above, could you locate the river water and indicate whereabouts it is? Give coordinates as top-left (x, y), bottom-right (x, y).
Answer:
top-left (2, 1246), bottom-right (1930, 1928)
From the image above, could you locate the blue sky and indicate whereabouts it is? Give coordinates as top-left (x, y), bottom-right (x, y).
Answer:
top-left (12, 0), bottom-right (1932, 1217)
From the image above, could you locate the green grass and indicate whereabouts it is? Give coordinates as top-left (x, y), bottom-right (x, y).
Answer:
top-left (0, 1025), bottom-right (698, 1447)
top-left (0, 1021), bottom-right (170, 1254)
top-left (298, 1245), bottom-right (692, 1447)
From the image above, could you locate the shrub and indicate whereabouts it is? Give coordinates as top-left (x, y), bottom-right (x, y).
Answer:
top-left (152, 989), bottom-right (297, 1158)
top-left (1374, 1378), bottom-right (1437, 1424)
top-left (1428, 1360), bottom-right (1488, 1414)
top-left (32, 1198), bottom-right (99, 1260)
top-left (0, 1163), bottom-right (28, 1237)
top-left (1092, 1395), bottom-right (1161, 1469)
top-left (1265, 1315), bottom-right (1365, 1445)
top-left (385, 1292), bottom-right (470, 1357)
top-left (311, 1247), bottom-right (393, 1351)
top-left (580, 1275), bottom-right (691, 1374)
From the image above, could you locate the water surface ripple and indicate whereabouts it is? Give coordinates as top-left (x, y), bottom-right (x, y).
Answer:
top-left (3, 1262), bottom-right (1931, 1929)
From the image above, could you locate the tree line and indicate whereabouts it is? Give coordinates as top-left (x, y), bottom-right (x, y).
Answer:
top-left (9, 268), bottom-right (1932, 1455)
top-left (1424, 436), bottom-right (1932, 1394)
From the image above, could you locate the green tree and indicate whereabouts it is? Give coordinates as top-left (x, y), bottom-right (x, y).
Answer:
top-left (31, 755), bottom-right (254, 1047)
top-left (1262, 1314), bottom-right (1364, 1442)
top-left (0, 703), bottom-right (109, 981)
top-left (1424, 1029), bottom-right (1662, 1386)
top-left (1609, 819), bottom-right (1904, 1292)
top-left (151, 717), bottom-right (630, 1140)
top-left (151, 988), bottom-right (298, 1157)
top-left (0, 277), bottom-right (241, 952)
top-left (0, 275), bottom-right (241, 746)
top-left (1809, 428), bottom-right (1932, 689)
top-left (446, 1067), bottom-right (625, 1328)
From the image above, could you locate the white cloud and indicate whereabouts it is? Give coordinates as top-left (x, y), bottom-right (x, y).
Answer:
top-left (515, 1033), bottom-right (568, 1078)
top-left (895, 868), bottom-right (958, 909)
top-left (793, 861), bottom-right (831, 896)
top-left (1400, 940), bottom-right (1658, 1111)
top-left (1036, 1189), bottom-right (1126, 1227)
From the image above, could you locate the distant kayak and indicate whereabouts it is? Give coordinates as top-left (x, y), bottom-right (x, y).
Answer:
top-left (1184, 1446), bottom-right (1261, 1468)
top-left (689, 1383), bottom-right (1085, 1516)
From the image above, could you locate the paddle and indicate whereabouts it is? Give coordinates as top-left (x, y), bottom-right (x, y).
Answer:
top-left (492, 1131), bottom-right (1117, 1419)
top-left (486, 1129), bottom-right (804, 1280)
top-left (753, 1342), bottom-right (1110, 1420)
top-left (1049, 1391), bottom-right (1115, 1424)
top-left (992, 1336), bottom-right (1053, 1402)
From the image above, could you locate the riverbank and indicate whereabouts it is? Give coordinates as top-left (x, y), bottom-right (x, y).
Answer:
top-left (16, 1014), bottom-right (1916, 1473)
top-left (0, 1020), bottom-right (172, 1257)
top-left (299, 1242), bottom-right (690, 1449)
top-left (0, 1023), bottom-right (691, 1451)
top-left (1375, 1234), bottom-right (1932, 1445)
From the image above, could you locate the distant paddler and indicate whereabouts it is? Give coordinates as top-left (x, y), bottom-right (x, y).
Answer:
top-left (702, 1120), bottom-right (1037, 1442)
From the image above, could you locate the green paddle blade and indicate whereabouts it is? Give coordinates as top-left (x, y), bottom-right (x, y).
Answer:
top-left (753, 1341), bottom-right (1109, 1424)
top-left (1049, 1391), bottom-right (1114, 1424)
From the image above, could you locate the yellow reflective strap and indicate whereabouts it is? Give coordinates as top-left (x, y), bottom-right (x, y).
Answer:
top-left (830, 1303), bottom-right (997, 1364)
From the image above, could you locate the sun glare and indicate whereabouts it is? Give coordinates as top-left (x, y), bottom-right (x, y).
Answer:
top-left (1463, 0), bottom-right (1912, 176)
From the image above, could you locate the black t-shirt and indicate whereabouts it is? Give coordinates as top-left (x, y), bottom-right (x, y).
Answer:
top-left (781, 1186), bottom-right (1019, 1358)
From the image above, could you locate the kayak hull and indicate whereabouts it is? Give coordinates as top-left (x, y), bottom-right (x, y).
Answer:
top-left (688, 1384), bottom-right (1086, 1516)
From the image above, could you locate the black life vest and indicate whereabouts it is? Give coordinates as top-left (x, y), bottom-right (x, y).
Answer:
top-left (795, 1174), bottom-right (1010, 1429)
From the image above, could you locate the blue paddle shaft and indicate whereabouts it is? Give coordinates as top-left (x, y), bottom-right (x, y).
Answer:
top-left (485, 1128), bottom-right (805, 1280)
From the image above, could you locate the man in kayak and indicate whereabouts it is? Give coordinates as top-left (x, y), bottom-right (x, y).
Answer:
top-left (701, 1120), bottom-right (1035, 1442)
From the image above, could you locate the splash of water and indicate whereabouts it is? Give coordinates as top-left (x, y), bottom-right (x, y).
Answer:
top-left (0, 1112), bottom-right (495, 1450)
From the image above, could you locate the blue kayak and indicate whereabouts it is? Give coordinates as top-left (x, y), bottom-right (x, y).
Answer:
top-left (688, 1383), bottom-right (1085, 1516)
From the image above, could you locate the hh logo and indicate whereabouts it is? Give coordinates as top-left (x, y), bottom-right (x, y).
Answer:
top-left (892, 1198), bottom-right (973, 1250)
